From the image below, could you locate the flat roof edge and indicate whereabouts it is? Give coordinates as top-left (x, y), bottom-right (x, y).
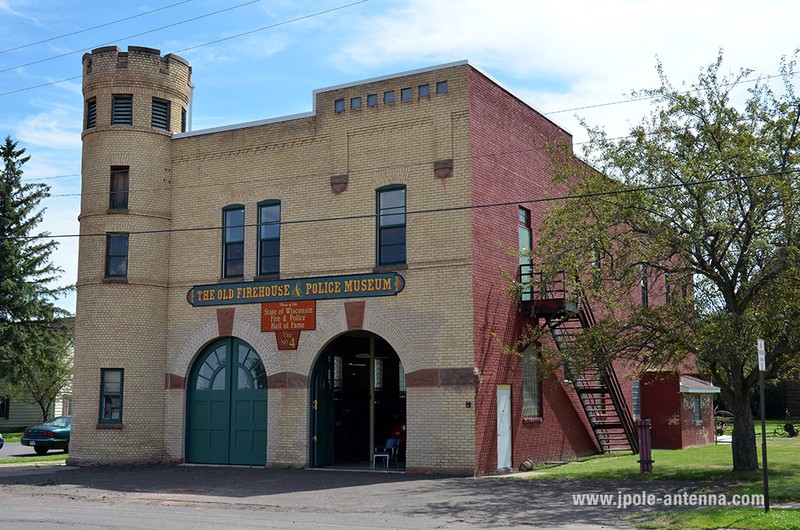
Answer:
top-left (173, 111), bottom-right (315, 139)
top-left (313, 60), bottom-right (471, 96)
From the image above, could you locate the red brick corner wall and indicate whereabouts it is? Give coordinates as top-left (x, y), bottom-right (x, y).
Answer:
top-left (641, 373), bottom-right (682, 449)
top-left (467, 67), bottom-right (597, 474)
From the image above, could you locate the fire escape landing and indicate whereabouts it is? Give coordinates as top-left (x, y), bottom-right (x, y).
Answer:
top-left (519, 265), bottom-right (639, 454)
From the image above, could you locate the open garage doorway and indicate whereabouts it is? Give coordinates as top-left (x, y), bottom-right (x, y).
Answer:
top-left (310, 331), bottom-right (406, 469)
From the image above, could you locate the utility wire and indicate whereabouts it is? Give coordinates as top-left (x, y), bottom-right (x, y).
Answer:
top-left (11, 168), bottom-right (798, 241)
top-left (0, 0), bottom-right (369, 97)
top-left (0, 0), bottom-right (194, 55)
top-left (0, 0), bottom-right (262, 75)
top-left (174, 0), bottom-right (369, 55)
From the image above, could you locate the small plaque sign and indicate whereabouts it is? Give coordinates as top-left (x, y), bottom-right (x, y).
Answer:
top-left (276, 331), bottom-right (301, 350)
top-left (262, 301), bottom-right (316, 332)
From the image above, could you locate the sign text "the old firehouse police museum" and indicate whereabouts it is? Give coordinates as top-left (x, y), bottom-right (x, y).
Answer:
top-left (186, 272), bottom-right (405, 307)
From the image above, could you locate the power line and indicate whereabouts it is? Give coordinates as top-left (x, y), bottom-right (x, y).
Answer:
top-left (0, 0), bottom-right (194, 55)
top-left (174, 0), bottom-right (368, 55)
top-left (15, 168), bottom-right (799, 241)
top-left (0, 0), bottom-right (369, 97)
top-left (0, 0), bottom-right (263, 75)
top-left (23, 173), bottom-right (80, 182)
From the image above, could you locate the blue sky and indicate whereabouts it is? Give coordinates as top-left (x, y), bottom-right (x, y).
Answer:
top-left (1, 0), bottom-right (798, 315)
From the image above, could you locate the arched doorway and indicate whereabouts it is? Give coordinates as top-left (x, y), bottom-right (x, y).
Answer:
top-left (310, 331), bottom-right (406, 468)
top-left (186, 337), bottom-right (268, 465)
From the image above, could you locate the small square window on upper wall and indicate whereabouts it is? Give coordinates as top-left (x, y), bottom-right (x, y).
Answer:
top-left (351, 97), bottom-right (362, 110)
top-left (334, 98), bottom-right (345, 113)
top-left (418, 84), bottom-right (430, 97)
top-left (367, 94), bottom-right (378, 107)
top-left (401, 87), bottom-right (412, 101)
top-left (436, 80), bottom-right (448, 94)
top-left (384, 90), bottom-right (395, 104)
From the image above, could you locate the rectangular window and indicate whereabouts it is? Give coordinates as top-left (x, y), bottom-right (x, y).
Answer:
top-left (111, 94), bottom-right (133, 125)
top-left (641, 264), bottom-right (649, 308)
top-left (377, 186), bottom-right (406, 266)
top-left (398, 361), bottom-right (406, 393)
top-left (518, 207), bottom-right (532, 302)
top-left (374, 358), bottom-right (384, 390)
top-left (418, 84), bottom-right (430, 97)
top-left (151, 98), bottom-right (170, 130)
top-left (436, 80), bottom-right (448, 94)
top-left (258, 201), bottom-right (280, 276)
top-left (401, 87), bottom-right (412, 101)
top-left (522, 344), bottom-right (541, 417)
top-left (105, 233), bottom-right (129, 279)
top-left (334, 356), bottom-right (343, 389)
top-left (384, 90), bottom-right (395, 104)
top-left (223, 206), bottom-right (245, 278)
top-left (367, 94), bottom-right (378, 107)
top-left (0, 395), bottom-right (9, 420)
top-left (632, 381), bottom-right (640, 420)
top-left (109, 166), bottom-right (129, 210)
top-left (99, 368), bottom-right (123, 424)
top-left (693, 395), bottom-right (702, 422)
top-left (350, 97), bottom-right (362, 110)
top-left (86, 98), bottom-right (97, 129)
top-left (334, 98), bottom-right (345, 113)
top-left (181, 107), bottom-right (187, 133)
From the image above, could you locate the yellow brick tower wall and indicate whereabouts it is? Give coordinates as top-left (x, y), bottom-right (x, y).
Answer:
top-left (71, 46), bottom-right (191, 464)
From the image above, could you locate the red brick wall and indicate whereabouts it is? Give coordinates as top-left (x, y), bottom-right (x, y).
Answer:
top-left (641, 373), bottom-right (682, 449)
top-left (680, 393), bottom-right (715, 447)
top-left (467, 68), bottom-right (596, 474)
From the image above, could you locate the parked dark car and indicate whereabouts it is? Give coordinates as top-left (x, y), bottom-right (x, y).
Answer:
top-left (21, 416), bottom-right (70, 455)
top-left (0, 431), bottom-right (4, 450)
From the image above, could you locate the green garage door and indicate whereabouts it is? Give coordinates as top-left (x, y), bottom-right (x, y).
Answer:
top-left (186, 338), bottom-right (267, 465)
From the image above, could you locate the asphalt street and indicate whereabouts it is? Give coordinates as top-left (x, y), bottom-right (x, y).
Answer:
top-left (0, 462), bottom-right (731, 529)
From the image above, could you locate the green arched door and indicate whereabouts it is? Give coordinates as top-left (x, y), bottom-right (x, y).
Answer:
top-left (186, 337), bottom-right (267, 465)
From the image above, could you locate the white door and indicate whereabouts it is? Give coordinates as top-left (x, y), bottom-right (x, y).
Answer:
top-left (497, 385), bottom-right (512, 469)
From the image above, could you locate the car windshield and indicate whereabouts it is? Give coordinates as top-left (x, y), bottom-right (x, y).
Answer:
top-left (45, 416), bottom-right (70, 428)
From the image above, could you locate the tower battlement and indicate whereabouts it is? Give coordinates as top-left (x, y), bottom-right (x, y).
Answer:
top-left (82, 46), bottom-right (191, 103)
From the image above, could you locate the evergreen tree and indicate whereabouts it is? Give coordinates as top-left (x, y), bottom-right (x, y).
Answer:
top-left (0, 136), bottom-right (71, 380)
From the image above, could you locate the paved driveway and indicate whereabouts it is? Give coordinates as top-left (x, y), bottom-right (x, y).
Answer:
top-left (0, 463), bottom-right (732, 529)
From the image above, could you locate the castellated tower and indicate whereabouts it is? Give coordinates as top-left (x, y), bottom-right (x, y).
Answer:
top-left (71, 46), bottom-right (191, 464)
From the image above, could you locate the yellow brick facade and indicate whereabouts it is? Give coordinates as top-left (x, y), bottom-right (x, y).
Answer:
top-left (72, 47), bottom-right (478, 472)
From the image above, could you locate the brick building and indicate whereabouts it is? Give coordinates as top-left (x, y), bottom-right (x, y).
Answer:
top-left (72, 46), bottom-right (698, 475)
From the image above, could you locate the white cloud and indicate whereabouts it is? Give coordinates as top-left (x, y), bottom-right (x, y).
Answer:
top-left (16, 105), bottom-right (82, 149)
top-left (335, 0), bottom-right (800, 142)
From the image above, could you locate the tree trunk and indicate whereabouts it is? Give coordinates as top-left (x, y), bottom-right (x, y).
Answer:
top-left (729, 390), bottom-right (758, 472)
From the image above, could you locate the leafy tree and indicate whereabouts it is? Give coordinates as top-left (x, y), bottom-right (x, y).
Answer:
top-left (516, 53), bottom-right (800, 472)
top-left (0, 136), bottom-right (71, 387)
top-left (7, 320), bottom-right (72, 422)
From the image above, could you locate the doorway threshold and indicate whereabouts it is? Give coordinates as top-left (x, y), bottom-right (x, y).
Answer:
top-left (309, 462), bottom-right (405, 474)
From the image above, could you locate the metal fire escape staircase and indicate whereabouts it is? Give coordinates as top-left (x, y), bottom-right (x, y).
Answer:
top-left (520, 265), bottom-right (639, 454)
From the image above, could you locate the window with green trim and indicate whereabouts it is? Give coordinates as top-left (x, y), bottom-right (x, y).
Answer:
top-left (377, 186), bottom-right (406, 266)
top-left (99, 368), bottom-right (123, 424)
top-left (223, 206), bottom-right (244, 278)
top-left (258, 201), bottom-right (280, 276)
top-left (522, 343), bottom-right (541, 417)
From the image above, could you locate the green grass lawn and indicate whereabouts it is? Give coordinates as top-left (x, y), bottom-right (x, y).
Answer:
top-left (2, 431), bottom-right (23, 443)
top-left (526, 438), bottom-right (800, 529)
